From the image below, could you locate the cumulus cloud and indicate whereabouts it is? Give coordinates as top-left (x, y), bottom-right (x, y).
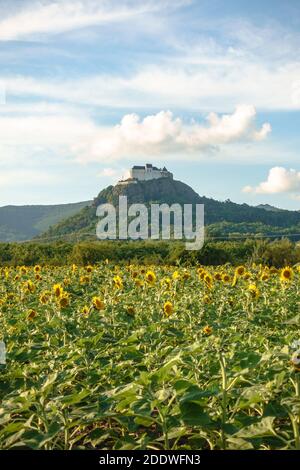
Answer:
top-left (0, 105), bottom-right (270, 164)
top-left (243, 167), bottom-right (300, 194)
top-left (73, 105), bottom-right (271, 162)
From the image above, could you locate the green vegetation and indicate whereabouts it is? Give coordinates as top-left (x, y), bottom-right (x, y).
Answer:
top-left (1, 263), bottom-right (300, 449)
top-left (0, 201), bottom-right (92, 242)
top-left (0, 238), bottom-right (300, 267)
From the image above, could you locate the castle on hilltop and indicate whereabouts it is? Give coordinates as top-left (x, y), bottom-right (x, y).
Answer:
top-left (118, 163), bottom-right (173, 185)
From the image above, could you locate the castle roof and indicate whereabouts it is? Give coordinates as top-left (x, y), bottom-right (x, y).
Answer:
top-left (132, 164), bottom-right (169, 171)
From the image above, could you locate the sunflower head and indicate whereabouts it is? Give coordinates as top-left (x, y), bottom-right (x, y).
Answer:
top-left (126, 306), bottom-right (136, 316)
top-left (163, 301), bottom-right (173, 316)
top-left (235, 265), bottom-right (245, 276)
top-left (92, 296), bottom-right (105, 311)
top-left (248, 283), bottom-right (260, 299)
top-left (222, 273), bottom-right (231, 283)
top-left (203, 295), bottom-right (212, 304)
top-left (80, 275), bottom-right (90, 284)
top-left (214, 272), bottom-right (222, 281)
top-left (203, 325), bottom-right (213, 335)
top-left (58, 294), bottom-right (70, 309)
top-left (113, 275), bottom-right (123, 289)
top-left (53, 283), bottom-right (63, 298)
top-left (145, 271), bottom-right (156, 285)
top-left (27, 309), bottom-right (37, 320)
top-left (82, 305), bottom-right (90, 315)
top-left (280, 267), bottom-right (293, 282)
top-left (39, 291), bottom-right (50, 304)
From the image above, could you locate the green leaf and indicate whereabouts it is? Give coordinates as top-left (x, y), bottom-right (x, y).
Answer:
top-left (233, 417), bottom-right (275, 438)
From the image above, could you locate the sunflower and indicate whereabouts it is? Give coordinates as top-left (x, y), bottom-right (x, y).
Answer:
top-left (39, 291), bottom-right (51, 304)
top-left (53, 283), bottom-right (64, 298)
top-left (113, 275), bottom-right (123, 289)
top-left (248, 283), bottom-right (260, 299)
top-left (92, 296), bottom-right (105, 311)
top-left (126, 306), bottom-right (136, 316)
top-left (204, 273), bottom-right (213, 287)
top-left (203, 325), bottom-right (212, 335)
top-left (86, 265), bottom-right (93, 273)
top-left (80, 275), bottom-right (90, 284)
top-left (280, 267), bottom-right (293, 282)
top-left (19, 266), bottom-right (27, 275)
top-left (58, 294), bottom-right (70, 309)
top-left (203, 295), bottom-right (212, 304)
top-left (145, 270), bottom-right (156, 285)
top-left (24, 280), bottom-right (35, 294)
top-left (172, 271), bottom-right (180, 281)
top-left (163, 301), bottom-right (173, 316)
top-left (34, 265), bottom-right (41, 273)
top-left (27, 309), bottom-right (37, 320)
top-left (82, 305), bottom-right (90, 315)
top-left (214, 272), bottom-right (222, 281)
top-left (161, 277), bottom-right (172, 288)
top-left (222, 273), bottom-right (231, 283)
top-left (235, 265), bottom-right (245, 277)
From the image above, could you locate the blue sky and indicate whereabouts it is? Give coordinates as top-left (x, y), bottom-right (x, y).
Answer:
top-left (0, 0), bottom-right (300, 209)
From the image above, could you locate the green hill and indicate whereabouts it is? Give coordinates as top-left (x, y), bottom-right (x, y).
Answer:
top-left (39, 178), bottom-right (300, 241)
top-left (0, 201), bottom-right (92, 241)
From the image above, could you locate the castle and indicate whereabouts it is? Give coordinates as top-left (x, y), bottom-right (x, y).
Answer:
top-left (118, 164), bottom-right (173, 185)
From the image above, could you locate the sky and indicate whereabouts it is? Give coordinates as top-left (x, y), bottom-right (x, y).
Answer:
top-left (0, 0), bottom-right (300, 209)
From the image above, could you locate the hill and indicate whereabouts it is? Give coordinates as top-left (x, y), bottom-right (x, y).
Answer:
top-left (0, 201), bottom-right (92, 241)
top-left (256, 204), bottom-right (284, 212)
top-left (40, 178), bottom-right (300, 241)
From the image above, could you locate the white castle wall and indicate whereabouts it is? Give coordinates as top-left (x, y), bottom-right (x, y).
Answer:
top-left (130, 167), bottom-right (172, 181)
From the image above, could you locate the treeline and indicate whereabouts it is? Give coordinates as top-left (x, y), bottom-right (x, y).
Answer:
top-left (0, 238), bottom-right (299, 267)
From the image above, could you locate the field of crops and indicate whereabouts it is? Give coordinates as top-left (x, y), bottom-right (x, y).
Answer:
top-left (0, 262), bottom-right (300, 450)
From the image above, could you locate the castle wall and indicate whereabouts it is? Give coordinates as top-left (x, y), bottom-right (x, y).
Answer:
top-left (130, 168), bottom-right (172, 181)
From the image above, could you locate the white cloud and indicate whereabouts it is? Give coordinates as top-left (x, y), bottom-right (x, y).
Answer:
top-left (0, 105), bottom-right (270, 164)
top-left (0, 169), bottom-right (59, 187)
top-left (243, 167), bottom-right (300, 194)
top-left (0, 114), bottom-right (96, 146)
top-left (73, 106), bottom-right (271, 162)
top-left (3, 59), bottom-right (300, 112)
top-left (0, 0), bottom-right (175, 41)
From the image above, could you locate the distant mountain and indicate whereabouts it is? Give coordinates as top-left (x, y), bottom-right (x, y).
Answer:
top-left (39, 178), bottom-right (300, 241)
top-left (256, 204), bottom-right (284, 212)
top-left (0, 201), bottom-right (92, 241)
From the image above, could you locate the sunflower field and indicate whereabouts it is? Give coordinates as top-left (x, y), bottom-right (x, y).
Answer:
top-left (0, 262), bottom-right (300, 450)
